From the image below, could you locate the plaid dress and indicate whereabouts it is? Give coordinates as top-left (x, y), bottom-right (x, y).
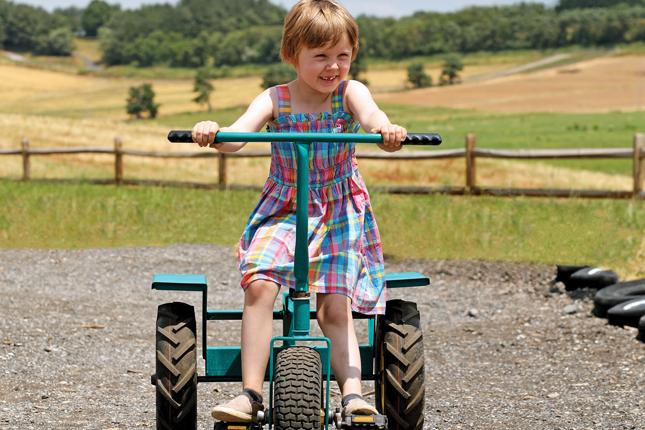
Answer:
top-left (238, 81), bottom-right (386, 315)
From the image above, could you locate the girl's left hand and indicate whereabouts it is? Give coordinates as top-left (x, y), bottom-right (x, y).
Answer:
top-left (372, 124), bottom-right (407, 152)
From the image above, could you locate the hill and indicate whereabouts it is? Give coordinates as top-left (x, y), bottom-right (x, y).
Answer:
top-left (378, 54), bottom-right (645, 113)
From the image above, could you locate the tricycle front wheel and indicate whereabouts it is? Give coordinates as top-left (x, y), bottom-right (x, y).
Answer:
top-left (273, 346), bottom-right (322, 430)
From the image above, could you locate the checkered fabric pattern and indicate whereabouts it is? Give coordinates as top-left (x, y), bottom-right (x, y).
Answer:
top-left (237, 81), bottom-right (386, 314)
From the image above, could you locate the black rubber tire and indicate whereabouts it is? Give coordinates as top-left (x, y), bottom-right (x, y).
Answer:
top-left (594, 279), bottom-right (645, 317)
top-left (155, 302), bottom-right (198, 430)
top-left (273, 346), bottom-right (322, 430)
top-left (638, 315), bottom-right (645, 342)
top-left (607, 297), bottom-right (645, 328)
top-left (554, 264), bottom-right (589, 283)
top-left (564, 267), bottom-right (618, 291)
top-left (375, 299), bottom-right (425, 430)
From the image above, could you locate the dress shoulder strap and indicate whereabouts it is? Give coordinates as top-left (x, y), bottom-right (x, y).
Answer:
top-left (275, 85), bottom-right (292, 115)
top-left (332, 81), bottom-right (348, 113)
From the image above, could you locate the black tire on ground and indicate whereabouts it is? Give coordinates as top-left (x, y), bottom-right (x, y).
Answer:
top-left (638, 315), bottom-right (645, 342)
top-left (273, 346), bottom-right (322, 430)
top-left (607, 297), bottom-right (645, 328)
top-left (554, 264), bottom-right (589, 283)
top-left (155, 302), bottom-right (198, 430)
top-left (593, 279), bottom-right (645, 317)
top-left (564, 267), bottom-right (618, 291)
top-left (375, 299), bottom-right (425, 430)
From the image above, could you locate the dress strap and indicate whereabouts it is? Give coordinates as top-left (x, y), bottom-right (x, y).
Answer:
top-left (332, 81), bottom-right (347, 114)
top-left (275, 85), bottom-right (292, 115)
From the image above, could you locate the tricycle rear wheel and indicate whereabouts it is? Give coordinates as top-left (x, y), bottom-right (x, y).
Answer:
top-left (155, 302), bottom-right (198, 430)
top-left (375, 299), bottom-right (425, 430)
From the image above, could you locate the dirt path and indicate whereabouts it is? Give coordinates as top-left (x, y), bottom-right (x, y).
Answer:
top-left (0, 245), bottom-right (643, 429)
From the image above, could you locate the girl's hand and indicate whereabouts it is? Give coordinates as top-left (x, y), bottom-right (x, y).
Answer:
top-left (192, 120), bottom-right (221, 148)
top-left (372, 124), bottom-right (407, 152)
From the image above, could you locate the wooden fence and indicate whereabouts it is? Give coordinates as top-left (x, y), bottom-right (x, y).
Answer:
top-left (1, 133), bottom-right (643, 199)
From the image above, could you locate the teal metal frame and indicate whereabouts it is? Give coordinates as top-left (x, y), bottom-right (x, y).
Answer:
top-left (153, 131), bottom-right (434, 429)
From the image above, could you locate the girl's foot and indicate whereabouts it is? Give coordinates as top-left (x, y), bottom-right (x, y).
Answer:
top-left (211, 388), bottom-right (264, 423)
top-left (341, 393), bottom-right (379, 416)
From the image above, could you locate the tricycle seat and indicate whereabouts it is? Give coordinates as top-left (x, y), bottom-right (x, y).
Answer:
top-left (384, 272), bottom-right (430, 289)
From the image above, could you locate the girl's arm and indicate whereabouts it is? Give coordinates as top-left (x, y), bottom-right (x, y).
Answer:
top-left (345, 80), bottom-right (407, 152)
top-left (192, 89), bottom-right (274, 153)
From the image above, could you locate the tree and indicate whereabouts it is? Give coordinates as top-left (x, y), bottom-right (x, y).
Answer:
top-left (82, 0), bottom-right (118, 37)
top-left (350, 43), bottom-right (369, 85)
top-left (193, 68), bottom-right (214, 111)
top-left (35, 27), bottom-right (74, 56)
top-left (407, 63), bottom-right (432, 88)
top-left (439, 54), bottom-right (464, 86)
top-left (261, 63), bottom-right (296, 89)
top-left (126, 83), bottom-right (159, 119)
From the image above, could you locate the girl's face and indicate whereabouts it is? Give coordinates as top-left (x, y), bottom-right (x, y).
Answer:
top-left (294, 33), bottom-right (353, 94)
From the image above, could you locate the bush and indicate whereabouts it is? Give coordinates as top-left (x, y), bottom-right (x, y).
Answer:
top-left (439, 54), bottom-right (464, 86)
top-left (126, 83), bottom-right (159, 119)
top-left (407, 63), bottom-right (432, 88)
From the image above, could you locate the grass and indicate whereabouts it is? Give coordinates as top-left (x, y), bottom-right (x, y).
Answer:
top-left (1, 181), bottom-right (642, 277)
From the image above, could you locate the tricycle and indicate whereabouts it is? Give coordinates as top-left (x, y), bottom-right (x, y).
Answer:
top-left (151, 130), bottom-right (441, 430)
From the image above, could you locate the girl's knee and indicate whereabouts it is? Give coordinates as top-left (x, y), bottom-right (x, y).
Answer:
top-left (317, 294), bottom-right (351, 327)
top-left (245, 280), bottom-right (280, 305)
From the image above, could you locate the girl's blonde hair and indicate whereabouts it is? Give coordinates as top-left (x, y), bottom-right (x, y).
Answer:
top-left (280, 0), bottom-right (359, 64)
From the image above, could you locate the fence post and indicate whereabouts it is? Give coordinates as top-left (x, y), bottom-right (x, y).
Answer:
top-left (114, 137), bottom-right (123, 185)
top-left (21, 138), bottom-right (30, 181)
top-left (218, 153), bottom-right (227, 188)
top-left (465, 133), bottom-right (477, 191)
top-left (634, 133), bottom-right (644, 196)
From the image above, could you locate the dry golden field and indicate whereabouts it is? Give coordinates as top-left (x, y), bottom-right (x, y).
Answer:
top-left (379, 55), bottom-right (645, 113)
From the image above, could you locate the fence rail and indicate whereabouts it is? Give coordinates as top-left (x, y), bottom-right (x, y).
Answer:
top-left (1, 133), bottom-right (643, 199)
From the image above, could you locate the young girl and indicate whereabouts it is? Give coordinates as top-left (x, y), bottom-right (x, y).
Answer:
top-left (192, 0), bottom-right (406, 422)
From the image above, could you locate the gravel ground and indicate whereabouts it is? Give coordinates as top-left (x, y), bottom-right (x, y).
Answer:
top-left (0, 244), bottom-right (643, 430)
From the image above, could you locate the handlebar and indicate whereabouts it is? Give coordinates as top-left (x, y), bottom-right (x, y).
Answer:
top-left (167, 130), bottom-right (442, 146)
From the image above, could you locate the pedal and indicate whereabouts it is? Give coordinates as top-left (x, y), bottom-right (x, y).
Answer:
top-left (334, 410), bottom-right (387, 429)
top-left (213, 422), bottom-right (262, 430)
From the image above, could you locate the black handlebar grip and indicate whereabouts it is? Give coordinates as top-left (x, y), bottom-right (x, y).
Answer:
top-left (168, 130), bottom-right (193, 143)
top-left (403, 133), bottom-right (442, 145)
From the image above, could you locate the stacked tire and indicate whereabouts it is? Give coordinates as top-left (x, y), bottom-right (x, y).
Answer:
top-left (556, 265), bottom-right (645, 343)
top-left (593, 279), bottom-right (645, 342)
top-left (555, 265), bottom-right (618, 291)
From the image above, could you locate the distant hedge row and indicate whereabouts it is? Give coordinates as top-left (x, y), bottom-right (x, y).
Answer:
top-left (2, 0), bottom-right (645, 65)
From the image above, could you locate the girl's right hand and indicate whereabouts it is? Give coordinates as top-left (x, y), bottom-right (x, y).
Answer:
top-left (192, 121), bottom-right (220, 147)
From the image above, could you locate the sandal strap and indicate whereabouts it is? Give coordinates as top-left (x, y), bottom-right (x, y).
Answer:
top-left (242, 388), bottom-right (265, 423)
top-left (241, 388), bottom-right (263, 404)
top-left (341, 393), bottom-right (364, 407)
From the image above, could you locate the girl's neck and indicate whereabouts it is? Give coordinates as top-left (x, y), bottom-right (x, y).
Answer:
top-left (289, 78), bottom-right (336, 113)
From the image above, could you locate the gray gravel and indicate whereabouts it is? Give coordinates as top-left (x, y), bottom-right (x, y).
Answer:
top-left (0, 245), bottom-right (643, 430)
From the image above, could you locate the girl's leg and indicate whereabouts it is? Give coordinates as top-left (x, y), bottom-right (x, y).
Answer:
top-left (316, 293), bottom-right (362, 395)
top-left (241, 279), bottom-right (280, 392)
top-left (212, 279), bottom-right (279, 421)
top-left (316, 293), bottom-right (379, 415)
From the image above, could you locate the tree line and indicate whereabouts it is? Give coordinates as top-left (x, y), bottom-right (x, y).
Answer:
top-left (1, 0), bottom-right (645, 64)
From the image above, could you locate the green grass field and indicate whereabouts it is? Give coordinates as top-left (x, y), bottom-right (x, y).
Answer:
top-left (1, 181), bottom-right (642, 277)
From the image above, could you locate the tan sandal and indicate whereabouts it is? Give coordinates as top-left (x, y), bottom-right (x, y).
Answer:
top-left (341, 393), bottom-right (378, 417)
top-left (211, 388), bottom-right (264, 423)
